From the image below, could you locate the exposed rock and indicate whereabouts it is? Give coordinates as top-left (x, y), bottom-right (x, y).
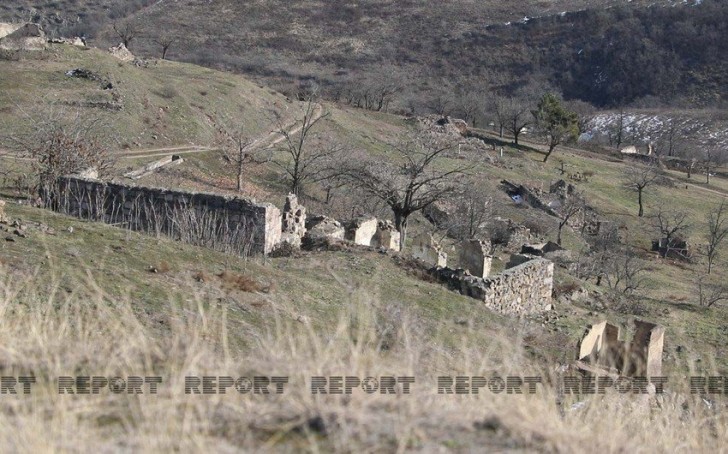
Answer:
top-left (651, 237), bottom-right (690, 259)
top-left (0, 199), bottom-right (6, 223)
top-left (77, 167), bottom-right (99, 180)
top-left (65, 68), bottom-right (113, 90)
top-left (49, 36), bottom-right (85, 47)
top-left (108, 43), bottom-right (135, 62)
top-left (0, 23), bottom-right (46, 50)
top-left (0, 23), bottom-right (22, 39)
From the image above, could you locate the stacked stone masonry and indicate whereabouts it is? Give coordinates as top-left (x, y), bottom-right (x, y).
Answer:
top-left (432, 258), bottom-right (554, 316)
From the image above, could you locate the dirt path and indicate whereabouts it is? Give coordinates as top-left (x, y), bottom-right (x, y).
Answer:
top-left (116, 103), bottom-right (324, 161)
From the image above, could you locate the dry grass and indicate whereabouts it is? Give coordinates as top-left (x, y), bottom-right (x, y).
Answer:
top-left (0, 262), bottom-right (726, 451)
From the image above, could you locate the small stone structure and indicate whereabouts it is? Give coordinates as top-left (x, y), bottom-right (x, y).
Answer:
top-left (305, 215), bottom-right (345, 242)
top-left (373, 220), bottom-right (401, 251)
top-left (54, 175), bottom-right (282, 255)
top-left (345, 217), bottom-right (378, 246)
top-left (281, 193), bottom-right (307, 247)
top-left (459, 239), bottom-right (492, 278)
top-left (576, 320), bottom-right (665, 377)
top-left (651, 237), bottom-right (690, 259)
top-left (412, 233), bottom-right (447, 267)
top-left (432, 258), bottom-right (554, 316)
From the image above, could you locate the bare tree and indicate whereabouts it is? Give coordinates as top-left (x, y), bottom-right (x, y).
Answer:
top-left (154, 34), bottom-right (175, 60)
top-left (213, 120), bottom-right (256, 193)
top-left (556, 193), bottom-right (586, 246)
top-left (604, 248), bottom-right (648, 296)
top-left (606, 108), bottom-right (632, 148)
top-left (652, 209), bottom-right (691, 257)
top-left (702, 147), bottom-right (727, 185)
top-left (432, 181), bottom-right (492, 240)
top-left (270, 90), bottom-right (340, 196)
top-left (113, 21), bottom-right (138, 48)
top-left (705, 199), bottom-right (728, 274)
top-left (491, 96), bottom-right (532, 145)
top-left (696, 274), bottom-right (728, 307)
top-left (344, 131), bottom-right (468, 250)
top-left (623, 163), bottom-right (661, 217)
top-left (577, 223), bottom-right (621, 286)
top-left (3, 106), bottom-right (115, 203)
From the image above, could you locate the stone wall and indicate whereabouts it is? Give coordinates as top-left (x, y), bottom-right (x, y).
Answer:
top-left (432, 258), bottom-right (554, 316)
top-left (54, 176), bottom-right (281, 255)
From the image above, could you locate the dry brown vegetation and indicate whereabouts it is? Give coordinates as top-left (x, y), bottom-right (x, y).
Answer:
top-left (0, 261), bottom-right (726, 451)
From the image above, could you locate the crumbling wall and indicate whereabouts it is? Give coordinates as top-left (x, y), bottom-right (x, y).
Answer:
top-left (281, 193), bottom-right (306, 247)
top-left (412, 233), bottom-right (447, 267)
top-left (54, 176), bottom-right (281, 255)
top-left (577, 320), bottom-right (665, 377)
top-left (345, 217), bottom-right (378, 246)
top-left (459, 239), bottom-right (492, 278)
top-left (373, 220), bottom-right (401, 251)
top-left (432, 258), bottom-right (554, 316)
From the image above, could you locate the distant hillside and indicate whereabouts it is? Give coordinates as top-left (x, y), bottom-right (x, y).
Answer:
top-left (66, 0), bottom-right (722, 117)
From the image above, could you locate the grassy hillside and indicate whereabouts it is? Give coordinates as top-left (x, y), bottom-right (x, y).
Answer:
top-left (73, 0), bottom-right (721, 113)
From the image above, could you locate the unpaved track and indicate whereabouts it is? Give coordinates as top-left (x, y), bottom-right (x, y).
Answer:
top-left (117, 103), bottom-right (324, 160)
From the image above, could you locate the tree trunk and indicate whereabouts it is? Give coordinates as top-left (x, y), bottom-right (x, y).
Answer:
top-left (638, 188), bottom-right (644, 217)
top-left (543, 143), bottom-right (556, 162)
top-left (394, 212), bottom-right (408, 251)
top-left (706, 163), bottom-right (711, 184)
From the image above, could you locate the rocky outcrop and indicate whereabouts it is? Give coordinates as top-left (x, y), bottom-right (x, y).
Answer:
top-left (108, 43), bottom-right (134, 62)
top-left (0, 23), bottom-right (46, 50)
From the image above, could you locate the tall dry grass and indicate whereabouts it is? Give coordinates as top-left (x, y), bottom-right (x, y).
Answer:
top-left (0, 262), bottom-right (725, 452)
